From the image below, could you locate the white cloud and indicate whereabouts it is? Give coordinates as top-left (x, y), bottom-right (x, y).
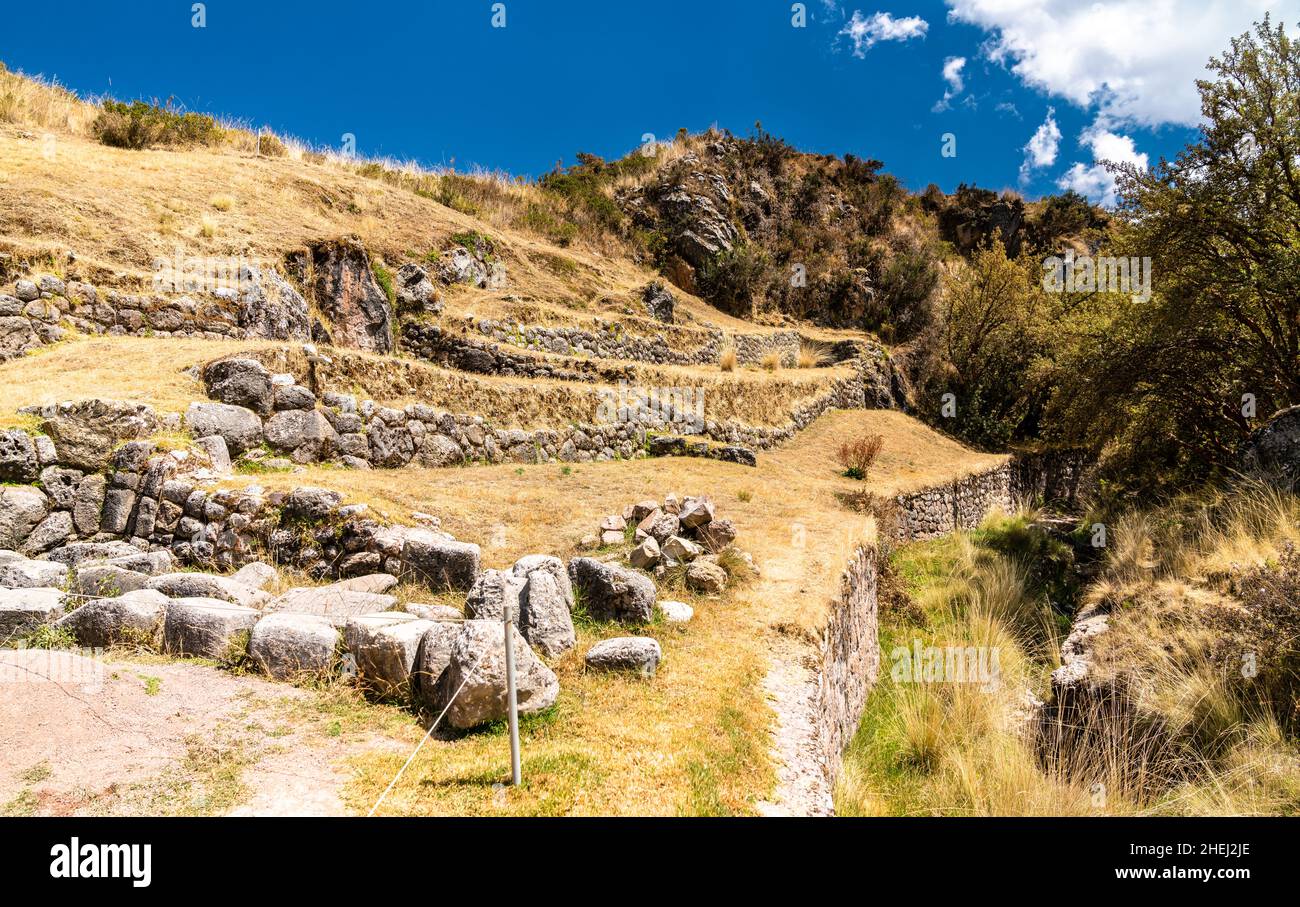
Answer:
top-left (933, 56), bottom-right (968, 111)
top-left (1019, 108), bottom-right (1062, 182)
top-left (1056, 123), bottom-right (1150, 206)
top-left (839, 10), bottom-right (930, 57)
top-left (946, 0), bottom-right (1299, 128)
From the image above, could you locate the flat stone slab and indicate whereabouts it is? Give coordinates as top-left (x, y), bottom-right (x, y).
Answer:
top-left (584, 636), bottom-right (662, 675)
top-left (248, 612), bottom-right (339, 680)
top-left (0, 587), bottom-right (65, 639)
top-left (162, 597), bottom-right (260, 661)
top-left (0, 557), bottom-right (68, 590)
top-left (265, 587), bottom-right (398, 626)
top-left (145, 572), bottom-right (268, 608)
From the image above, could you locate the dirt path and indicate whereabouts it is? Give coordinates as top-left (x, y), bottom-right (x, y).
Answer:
top-left (0, 649), bottom-right (405, 816)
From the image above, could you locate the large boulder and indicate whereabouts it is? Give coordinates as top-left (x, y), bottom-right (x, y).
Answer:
top-left (264, 585), bottom-right (397, 626)
top-left (184, 402), bottom-right (263, 456)
top-left (567, 557), bottom-right (656, 623)
top-left (343, 612), bottom-right (432, 696)
top-left (162, 598), bottom-right (260, 661)
top-left (401, 534), bottom-right (480, 592)
top-left (1243, 405), bottom-right (1300, 489)
top-left (19, 511), bottom-right (73, 556)
top-left (513, 556), bottom-right (576, 657)
top-left (264, 409), bottom-right (338, 462)
top-left (0, 586), bottom-right (64, 639)
top-left (584, 636), bottom-right (662, 675)
top-left (231, 561), bottom-right (277, 590)
top-left (296, 237), bottom-right (394, 353)
top-left (0, 430), bottom-right (39, 483)
top-left (642, 280), bottom-right (675, 324)
top-left (40, 400), bottom-right (157, 471)
top-left (465, 569), bottom-right (524, 621)
top-left (202, 358), bottom-right (274, 415)
top-left (72, 474), bottom-right (107, 535)
top-left (56, 589), bottom-right (169, 648)
top-left (282, 486), bottom-right (342, 522)
top-left (412, 620), bottom-right (463, 712)
top-left (236, 266), bottom-right (311, 341)
top-left (0, 556), bottom-right (67, 589)
top-left (395, 263), bottom-right (442, 315)
top-left (442, 621), bottom-right (560, 729)
top-left (0, 315), bottom-right (38, 361)
top-left (249, 612), bottom-right (339, 680)
top-left (0, 495), bottom-right (45, 553)
top-left (145, 572), bottom-right (268, 608)
top-left (71, 563), bottom-right (150, 597)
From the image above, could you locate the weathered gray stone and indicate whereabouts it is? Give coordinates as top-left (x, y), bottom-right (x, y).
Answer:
top-left (329, 573), bottom-right (398, 594)
top-left (401, 534), bottom-right (480, 592)
top-left (72, 564), bottom-right (150, 597)
top-left (405, 602), bottom-right (462, 621)
top-left (661, 535), bottom-right (703, 564)
top-left (231, 561), bottom-right (277, 590)
top-left (194, 435), bottom-right (232, 473)
top-left (94, 549), bottom-right (176, 576)
top-left (343, 612), bottom-right (431, 696)
top-left (0, 430), bottom-right (39, 483)
top-left (0, 486), bottom-right (49, 550)
top-left (162, 597), bottom-right (260, 660)
top-left (45, 540), bottom-right (138, 566)
top-left (264, 586), bottom-right (397, 626)
top-left (202, 358), bottom-right (274, 415)
top-left (657, 600), bottom-right (694, 623)
top-left (412, 620), bottom-right (462, 711)
top-left (415, 433), bottom-right (463, 467)
top-left (145, 572), bottom-right (267, 608)
top-left (38, 466), bottom-right (83, 510)
top-left (0, 586), bottom-right (65, 638)
top-left (282, 486), bottom-right (342, 522)
top-left (567, 557), bottom-right (656, 623)
top-left (265, 408), bottom-right (338, 462)
top-left (367, 418), bottom-right (415, 467)
top-left (0, 557), bottom-right (67, 589)
top-left (443, 621), bottom-right (560, 729)
top-left (72, 474), bottom-right (107, 535)
top-left (99, 488), bottom-right (136, 534)
top-left (695, 517), bottom-right (737, 551)
top-left (395, 263), bottom-right (442, 315)
top-left (465, 569), bottom-right (524, 621)
top-left (519, 570), bottom-right (576, 657)
top-left (41, 400), bottom-right (157, 471)
top-left (249, 612), bottom-right (339, 680)
top-left (184, 402), bottom-right (263, 455)
top-left (237, 266), bottom-right (311, 341)
top-left (56, 589), bottom-right (169, 648)
top-left (20, 510), bottom-right (73, 556)
top-left (679, 498), bottom-right (715, 529)
top-left (584, 636), bottom-right (662, 675)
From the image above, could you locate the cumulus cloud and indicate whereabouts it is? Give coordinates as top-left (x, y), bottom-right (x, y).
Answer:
top-left (933, 56), bottom-right (967, 111)
top-left (1056, 123), bottom-right (1150, 206)
top-left (839, 10), bottom-right (930, 57)
top-left (946, 0), bottom-right (1298, 128)
top-left (1019, 108), bottom-right (1061, 182)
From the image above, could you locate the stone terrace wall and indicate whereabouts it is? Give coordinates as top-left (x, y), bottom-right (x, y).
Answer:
top-left (816, 543), bottom-right (881, 784)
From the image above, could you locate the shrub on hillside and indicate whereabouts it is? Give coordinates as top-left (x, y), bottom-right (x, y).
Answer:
top-left (836, 433), bottom-right (884, 480)
top-left (93, 100), bottom-right (223, 150)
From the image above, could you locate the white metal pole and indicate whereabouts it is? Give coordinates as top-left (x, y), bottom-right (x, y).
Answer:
top-left (503, 605), bottom-right (522, 786)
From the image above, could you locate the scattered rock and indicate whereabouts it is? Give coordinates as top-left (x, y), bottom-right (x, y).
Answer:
top-left (401, 534), bottom-right (481, 592)
top-left (629, 536), bottom-right (661, 569)
top-left (162, 597), bottom-right (260, 661)
top-left (249, 612), bottom-right (339, 680)
top-left (568, 557), bottom-right (656, 623)
top-left (584, 636), bottom-right (662, 675)
top-left (57, 589), bottom-right (169, 648)
top-left (0, 556), bottom-right (67, 589)
top-left (0, 586), bottom-right (64, 638)
top-left (202, 358), bottom-right (274, 415)
top-left (442, 620), bottom-right (560, 729)
top-left (657, 600), bottom-right (694, 623)
top-left (412, 620), bottom-right (462, 711)
top-left (686, 559), bottom-right (728, 594)
top-left (343, 612), bottom-right (432, 696)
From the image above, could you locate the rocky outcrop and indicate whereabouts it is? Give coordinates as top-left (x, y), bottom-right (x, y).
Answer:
top-left (1243, 404), bottom-right (1300, 489)
top-left (291, 238), bottom-right (394, 353)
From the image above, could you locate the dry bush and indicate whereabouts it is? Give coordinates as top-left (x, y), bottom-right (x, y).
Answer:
top-left (836, 432), bottom-right (884, 480)
top-left (718, 346), bottom-right (737, 372)
top-left (209, 194), bottom-right (234, 211)
top-left (760, 350), bottom-right (782, 372)
top-left (797, 340), bottom-right (831, 369)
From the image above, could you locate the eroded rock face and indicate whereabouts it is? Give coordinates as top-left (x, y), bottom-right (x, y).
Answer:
top-left (236, 266), bottom-right (311, 341)
top-left (1243, 405), bottom-right (1300, 489)
top-left (395, 264), bottom-right (442, 315)
top-left (162, 597), bottom-right (260, 661)
top-left (202, 358), bottom-right (274, 415)
top-left (41, 400), bottom-right (157, 471)
top-left (343, 612), bottom-right (432, 696)
top-left (265, 409), bottom-right (338, 463)
top-left (0, 487), bottom-right (50, 551)
top-left (442, 620), bottom-right (560, 729)
top-left (295, 238), bottom-right (394, 353)
top-left (0, 430), bottom-right (39, 483)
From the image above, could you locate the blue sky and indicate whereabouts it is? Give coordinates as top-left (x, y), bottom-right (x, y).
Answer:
top-left (2, 1), bottom-right (1293, 202)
